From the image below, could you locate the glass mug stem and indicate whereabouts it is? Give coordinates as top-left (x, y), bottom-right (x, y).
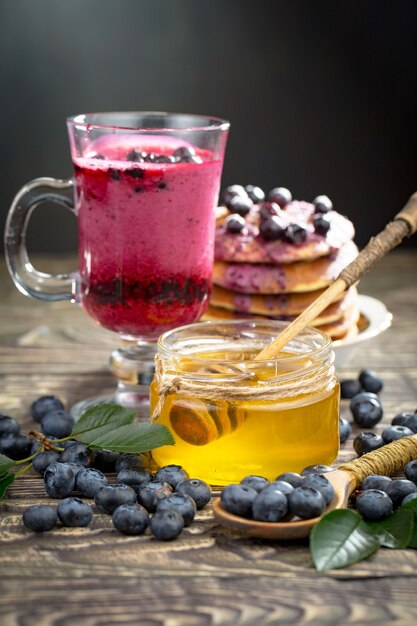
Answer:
top-left (4, 177), bottom-right (76, 301)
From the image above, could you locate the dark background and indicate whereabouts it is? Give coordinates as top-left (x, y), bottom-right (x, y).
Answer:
top-left (1, 0), bottom-right (417, 254)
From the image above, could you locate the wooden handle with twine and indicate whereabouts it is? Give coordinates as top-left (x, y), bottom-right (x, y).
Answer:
top-left (255, 192), bottom-right (417, 360)
top-left (338, 434), bottom-right (417, 487)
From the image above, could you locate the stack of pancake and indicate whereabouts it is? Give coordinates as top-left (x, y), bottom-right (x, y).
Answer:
top-left (204, 185), bottom-right (360, 341)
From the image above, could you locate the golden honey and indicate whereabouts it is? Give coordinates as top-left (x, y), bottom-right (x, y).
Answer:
top-left (151, 321), bottom-right (340, 486)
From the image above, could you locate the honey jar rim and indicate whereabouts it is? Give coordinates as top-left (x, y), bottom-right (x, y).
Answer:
top-left (157, 319), bottom-right (333, 366)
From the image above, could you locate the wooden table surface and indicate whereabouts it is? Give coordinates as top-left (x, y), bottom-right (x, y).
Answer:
top-left (1, 252), bottom-right (417, 626)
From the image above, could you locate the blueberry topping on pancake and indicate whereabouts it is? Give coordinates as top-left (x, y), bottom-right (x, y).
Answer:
top-left (268, 187), bottom-right (292, 208)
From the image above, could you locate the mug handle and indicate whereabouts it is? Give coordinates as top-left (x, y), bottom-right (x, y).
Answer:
top-left (4, 177), bottom-right (77, 301)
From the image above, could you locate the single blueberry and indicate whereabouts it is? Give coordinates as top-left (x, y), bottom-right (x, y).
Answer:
top-left (76, 467), bottom-right (108, 498)
top-left (115, 453), bottom-right (149, 473)
top-left (40, 410), bottom-right (74, 439)
top-left (313, 215), bottom-right (330, 236)
top-left (117, 469), bottom-right (151, 490)
top-left (0, 415), bottom-right (20, 436)
top-left (92, 449), bottom-right (120, 472)
top-left (23, 505), bottom-right (57, 532)
top-left (144, 152), bottom-right (157, 163)
top-left (225, 213), bottom-right (246, 234)
top-left (220, 484), bottom-right (258, 518)
top-left (312, 195), bottom-right (333, 214)
top-left (240, 475), bottom-right (270, 493)
top-left (227, 195), bottom-right (253, 217)
top-left (245, 185), bottom-right (265, 203)
top-left (32, 450), bottom-right (61, 475)
top-left (353, 431), bottom-right (385, 456)
top-left (267, 480), bottom-right (294, 497)
top-left (221, 184), bottom-right (248, 206)
top-left (137, 480), bottom-right (173, 513)
top-left (95, 484), bottom-right (137, 514)
top-left (155, 465), bottom-right (189, 489)
top-left (59, 439), bottom-right (78, 449)
top-left (112, 503), bottom-right (149, 535)
top-left (60, 442), bottom-right (92, 467)
top-left (381, 425), bottom-right (414, 444)
top-left (356, 489), bottom-right (393, 521)
top-left (57, 497), bottom-right (93, 527)
top-left (301, 465), bottom-right (332, 476)
top-left (259, 216), bottom-right (285, 242)
top-left (350, 392), bottom-right (383, 428)
top-left (340, 379), bottom-right (362, 399)
top-left (361, 475), bottom-right (392, 491)
top-left (0, 433), bottom-right (32, 460)
top-left (284, 223), bottom-right (308, 244)
top-left (268, 187), bottom-right (292, 208)
top-left (252, 487), bottom-right (288, 522)
top-left (172, 146), bottom-right (196, 160)
top-left (31, 395), bottom-right (64, 423)
top-left (156, 493), bottom-right (196, 526)
top-left (392, 411), bottom-right (414, 427)
top-left (155, 154), bottom-right (175, 164)
top-left (175, 479), bottom-right (212, 510)
top-left (339, 418), bottom-right (352, 444)
top-left (274, 472), bottom-right (303, 488)
top-left (402, 492), bottom-right (417, 505)
top-left (126, 148), bottom-right (146, 162)
top-left (404, 460), bottom-right (417, 484)
top-left (30, 440), bottom-right (41, 455)
top-left (302, 474), bottom-right (334, 505)
top-left (150, 510), bottom-right (184, 541)
top-left (259, 201), bottom-right (281, 221)
top-left (288, 487), bottom-right (326, 519)
top-left (358, 369), bottom-right (383, 394)
top-left (44, 462), bottom-right (75, 499)
top-left (386, 479), bottom-right (417, 508)
top-left (406, 413), bottom-right (417, 434)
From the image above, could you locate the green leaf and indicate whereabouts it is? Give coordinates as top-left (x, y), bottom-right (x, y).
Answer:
top-left (0, 453), bottom-right (15, 475)
top-left (71, 404), bottom-right (136, 436)
top-left (400, 498), bottom-right (417, 521)
top-left (366, 509), bottom-right (414, 549)
top-left (0, 473), bottom-right (15, 500)
top-left (310, 509), bottom-right (380, 572)
top-left (87, 422), bottom-right (175, 453)
top-left (399, 499), bottom-right (417, 548)
top-left (75, 413), bottom-right (137, 445)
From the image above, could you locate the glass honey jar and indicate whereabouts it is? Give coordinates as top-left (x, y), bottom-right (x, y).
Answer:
top-left (150, 320), bottom-right (340, 486)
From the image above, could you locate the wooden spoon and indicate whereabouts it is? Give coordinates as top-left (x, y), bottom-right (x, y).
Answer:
top-left (213, 433), bottom-right (417, 539)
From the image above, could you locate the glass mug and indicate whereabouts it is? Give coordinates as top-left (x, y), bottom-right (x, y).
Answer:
top-left (4, 112), bottom-right (230, 415)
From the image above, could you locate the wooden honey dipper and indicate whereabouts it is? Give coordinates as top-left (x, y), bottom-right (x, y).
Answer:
top-left (255, 192), bottom-right (417, 360)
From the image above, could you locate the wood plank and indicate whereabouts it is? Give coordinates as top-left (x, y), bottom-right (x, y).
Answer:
top-left (1, 252), bottom-right (417, 624)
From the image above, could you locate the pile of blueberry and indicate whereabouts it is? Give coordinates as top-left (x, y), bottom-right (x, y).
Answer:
top-left (354, 464), bottom-right (417, 521)
top-left (221, 465), bottom-right (335, 522)
top-left (93, 145), bottom-right (202, 165)
top-left (29, 454), bottom-right (211, 540)
top-left (221, 184), bottom-right (333, 243)
top-left (338, 369), bottom-right (417, 455)
top-left (0, 395), bottom-right (73, 460)
top-left (1, 395), bottom-right (212, 540)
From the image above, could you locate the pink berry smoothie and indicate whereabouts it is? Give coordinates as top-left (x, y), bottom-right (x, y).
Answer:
top-left (72, 135), bottom-right (223, 339)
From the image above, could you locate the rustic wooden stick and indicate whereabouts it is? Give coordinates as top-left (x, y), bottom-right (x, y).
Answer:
top-left (255, 192), bottom-right (417, 360)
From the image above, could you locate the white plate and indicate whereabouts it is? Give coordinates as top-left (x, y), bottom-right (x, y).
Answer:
top-left (333, 294), bottom-right (392, 367)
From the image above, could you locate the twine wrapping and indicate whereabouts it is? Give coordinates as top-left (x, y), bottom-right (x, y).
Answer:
top-left (151, 353), bottom-right (335, 421)
top-left (338, 435), bottom-right (417, 487)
